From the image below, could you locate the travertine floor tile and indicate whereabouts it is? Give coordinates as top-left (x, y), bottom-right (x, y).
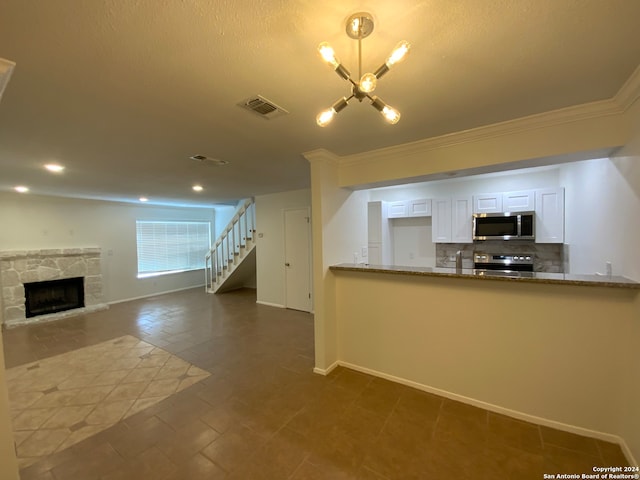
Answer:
top-left (6, 334), bottom-right (210, 468)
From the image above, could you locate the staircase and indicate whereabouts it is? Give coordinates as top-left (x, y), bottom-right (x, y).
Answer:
top-left (205, 198), bottom-right (256, 293)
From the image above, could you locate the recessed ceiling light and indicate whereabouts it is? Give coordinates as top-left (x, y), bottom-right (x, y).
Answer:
top-left (14, 185), bottom-right (29, 193)
top-left (44, 163), bottom-right (65, 173)
top-left (139, 197), bottom-right (148, 202)
top-left (192, 185), bottom-right (203, 192)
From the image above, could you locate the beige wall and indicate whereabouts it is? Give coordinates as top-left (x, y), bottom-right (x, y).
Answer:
top-left (0, 193), bottom-right (215, 304)
top-left (306, 151), bottom-right (368, 371)
top-left (335, 271), bottom-right (638, 441)
top-left (255, 189), bottom-right (311, 307)
top-left (615, 97), bottom-right (640, 463)
top-left (0, 331), bottom-right (19, 480)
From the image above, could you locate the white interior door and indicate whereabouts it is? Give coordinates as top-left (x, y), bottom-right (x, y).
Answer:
top-left (284, 208), bottom-right (311, 312)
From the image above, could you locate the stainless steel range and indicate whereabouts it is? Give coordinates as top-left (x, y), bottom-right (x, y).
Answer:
top-left (473, 253), bottom-right (534, 272)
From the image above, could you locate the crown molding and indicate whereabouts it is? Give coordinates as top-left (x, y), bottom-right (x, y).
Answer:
top-left (338, 63), bottom-right (640, 168)
top-left (303, 148), bottom-right (340, 166)
top-left (614, 63), bottom-right (640, 111)
top-left (339, 97), bottom-right (625, 167)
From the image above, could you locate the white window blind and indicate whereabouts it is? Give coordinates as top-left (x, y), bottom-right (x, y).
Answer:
top-left (136, 221), bottom-right (211, 277)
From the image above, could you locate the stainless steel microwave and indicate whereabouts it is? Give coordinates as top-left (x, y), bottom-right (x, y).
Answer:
top-left (472, 211), bottom-right (535, 241)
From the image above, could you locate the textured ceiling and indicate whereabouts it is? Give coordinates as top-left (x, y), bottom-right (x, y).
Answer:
top-left (0, 0), bottom-right (639, 206)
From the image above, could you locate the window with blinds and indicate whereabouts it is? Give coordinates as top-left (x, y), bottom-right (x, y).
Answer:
top-left (136, 221), bottom-right (211, 278)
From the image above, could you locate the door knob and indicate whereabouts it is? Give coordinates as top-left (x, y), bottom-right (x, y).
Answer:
top-left (285, 263), bottom-right (290, 267)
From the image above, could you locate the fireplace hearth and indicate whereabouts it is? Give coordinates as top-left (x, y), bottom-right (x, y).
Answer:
top-left (24, 277), bottom-right (85, 318)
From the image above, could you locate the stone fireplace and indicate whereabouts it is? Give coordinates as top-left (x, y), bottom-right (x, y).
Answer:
top-left (0, 248), bottom-right (108, 328)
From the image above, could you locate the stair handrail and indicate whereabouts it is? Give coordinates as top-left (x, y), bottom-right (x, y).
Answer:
top-left (205, 197), bottom-right (255, 292)
top-left (212, 197), bottom-right (254, 249)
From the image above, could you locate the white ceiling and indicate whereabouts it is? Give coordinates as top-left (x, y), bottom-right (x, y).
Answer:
top-left (1, 0), bottom-right (639, 207)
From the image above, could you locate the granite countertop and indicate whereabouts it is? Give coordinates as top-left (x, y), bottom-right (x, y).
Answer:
top-left (329, 263), bottom-right (640, 289)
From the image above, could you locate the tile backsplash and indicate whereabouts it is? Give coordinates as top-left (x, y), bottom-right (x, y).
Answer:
top-left (436, 241), bottom-right (564, 273)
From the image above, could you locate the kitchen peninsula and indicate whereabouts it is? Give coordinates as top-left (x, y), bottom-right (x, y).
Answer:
top-left (328, 259), bottom-right (639, 464)
top-left (330, 263), bottom-right (640, 289)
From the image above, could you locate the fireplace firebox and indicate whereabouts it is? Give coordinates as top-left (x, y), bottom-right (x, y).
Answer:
top-left (24, 277), bottom-right (85, 318)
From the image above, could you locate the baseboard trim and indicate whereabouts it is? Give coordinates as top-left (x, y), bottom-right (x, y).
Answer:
top-left (255, 301), bottom-right (285, 308)
top-left (108, 285), bottom-right (203, 305)
top-left (338, 360), bottom-right (633, 462)
top-left (313, 361), bottom-right (339, 376)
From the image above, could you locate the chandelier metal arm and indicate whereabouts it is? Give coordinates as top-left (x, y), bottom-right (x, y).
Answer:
top-left (334, 64), bottom-right (351, 81)
top-left (373, 63), bottom-right (390, 79)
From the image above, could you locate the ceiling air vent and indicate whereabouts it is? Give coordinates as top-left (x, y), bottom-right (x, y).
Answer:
top-left (238, 95), bottom-right (289, 120)
top-left (189, 155), bottom-right (229, 166)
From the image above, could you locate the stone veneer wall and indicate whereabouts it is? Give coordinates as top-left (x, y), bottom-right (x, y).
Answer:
top-left (0, 248), bottom-right (107, 327)
top-left (435, 241), bottom-right (564, 272)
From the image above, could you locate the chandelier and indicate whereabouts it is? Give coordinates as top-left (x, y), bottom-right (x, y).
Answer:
top-left (316, 12), bottom-right (410, 127)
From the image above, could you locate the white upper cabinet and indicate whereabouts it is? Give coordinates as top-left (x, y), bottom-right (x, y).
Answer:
top-left (503, 190), bottom-right (535, 212)
top-left (473, 193), bottom-right (503, 213)
top-left (535, 188), bottom-right (564, 243)
top-left (432, 196), bottom-right (472, 243)
top-left (387, 199), bottom-right (432, 218)
top-left (474, 190), bottom-right (535, 213)
top-left (387, 201), bottom-right (409, 218)
top-left (408, 198), bottom-right (432, 217)
top-left (431, 198), bottom-right (452, 243)
top-left (452, 196), bottom-right (473, 243)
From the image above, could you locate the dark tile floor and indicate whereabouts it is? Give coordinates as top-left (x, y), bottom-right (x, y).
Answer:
top-left (2, 287), bottom-right (630, 479)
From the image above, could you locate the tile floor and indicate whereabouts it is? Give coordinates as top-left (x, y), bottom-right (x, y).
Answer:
top-left (2, 287), bottom-right (631, 479)
top-left (6, 335), bottom-right (210, 468)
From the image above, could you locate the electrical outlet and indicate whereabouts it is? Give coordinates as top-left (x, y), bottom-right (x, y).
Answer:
top-left (361, 246), bottom-right (368, 258)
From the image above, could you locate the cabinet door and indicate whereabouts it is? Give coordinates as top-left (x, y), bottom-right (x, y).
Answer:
top-left (367, 201), bottom-right (392, 264)
top-left (387, 201), bottom-right (408, 218)
top-left (431, 198), bottom-right (452, 243)
top-left (408, 198), bottom-right (431, 217)
top-left (503, 190), bottom-right (535, 212)
top-left (367, 202), bottom-right (383, 243)
top-left (452, 196), bottom-right (473, 243)
top-left (535, 188), bottom-right (564, 243)
top-left (473, 193), bottom-right (503, 213)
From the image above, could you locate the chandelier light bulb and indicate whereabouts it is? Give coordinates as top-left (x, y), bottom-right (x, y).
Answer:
top-left (316, 108), bottom-right (336, 127)
top-left (370, 96), bottom-right (401, 124)
top-left (386, 41), bottom-right (411, 67)
top-left (359, 73), bottom-right (377, 93)
top-left (318, 42), bottom-right (340, 69)
top-left (382, 105), bottom-right (401, 124)
top-left (317, 97), bottom-right (350, 127)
